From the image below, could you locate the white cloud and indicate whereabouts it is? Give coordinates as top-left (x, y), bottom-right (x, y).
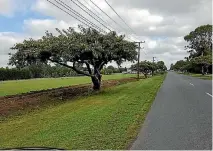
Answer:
top-left (0, 0), bottom-right (32, 17)
top-left (0, 32), bottom-right (28, 67)
top-left (23, 19), bottom-right (77, 36)
top-left (0, 55), bottom-right (10, 67)
top-left (0, 18), bottom-right (78, 67)
top-left (0, 0), bottom-right (15, 16)
top-left (0, 0), bottom-right (212, 68)
top-left (0, 32), bottom-right (25, 55)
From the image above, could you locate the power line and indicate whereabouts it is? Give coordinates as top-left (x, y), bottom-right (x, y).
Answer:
top-left (141, 50), bottom-right (147, 55)
top-left (54, 0), bottom-right (106, 33)
top-left (88, 0), bottom-right (135, 41)
top-left (69, 0), bottom-right (111, 32)
top-left (80, 0), bottom-right (135, 42)
top-left (74, 0), bottom-right (134, 41)
top-left (46, 0), bottom-right (93, 30)
top-left (46, 0), bottom-right (135, 42)
top-left (89, 0), bottom-right (127, 33)
top-left (104, 0), bottom-right (137, 35)
top-left (75, 0), bottom-right (111, 30)
top-left (82, 0), bottom-right (102, 17)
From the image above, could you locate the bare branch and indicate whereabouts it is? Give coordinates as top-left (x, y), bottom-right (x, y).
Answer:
top-left (84, 61), bottom-right (92, 75)
top-left (73, 61), bottom-right (92, 77)
top-left (48, 58), bottom-right (91, 77)
top-left (98, 61), bottom-right (106, 70)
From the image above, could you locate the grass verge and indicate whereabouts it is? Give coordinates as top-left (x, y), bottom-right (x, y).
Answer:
top-left (182, 73), bottom-right (212, 80)
top-left (0, 74), bottom-right (166, 150)
top-left (0, 74), bottom-right (135, 96)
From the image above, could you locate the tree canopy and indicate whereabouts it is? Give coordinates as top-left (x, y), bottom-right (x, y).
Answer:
top-left (173, 24), bottom-right (212, 74)
top-left (9, 26), bottom-right (137, 90)
top-left (184, 24), bottom-right (212, 59)
top-left (156, 61), bottom-right (167, 71)
top-left (131, 60), bottom-right (166, 78)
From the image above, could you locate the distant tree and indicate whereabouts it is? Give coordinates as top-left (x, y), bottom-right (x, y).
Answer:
top-left (131, 61), bottom-right (156, 78)
top-left (9, 26), bottom-right (137, 90)
top-left (107, 65), bottom-right (115, 73)
top-left (170, 63), bottom-right (174, 70)
top-left (0, 67), bottom-right (31, 81)
top-left (156, 61), bottom-right (167, 72)
top-left (118, 66), bottom-right (127, 73)
top-left (173, 60), bottom-right (188, 72)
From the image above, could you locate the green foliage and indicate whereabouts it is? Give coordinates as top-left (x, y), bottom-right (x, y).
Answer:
top-left (170, 63), bottom-right (174, 70)
top-left (0, 67), bottom-right (31, 81)
top-left (9, 26), bottom-right (137, 90)
top-left (173, 24), bottom-right (213, 74)
top-left (107, 65), bottom-right (115, 71)
top-left (173, 55), bottom-right (212, 73)
top-left (184, 24), bottom-right (212, 59)
top-left (131, 60), bottom-right (166, 78)
top-left (118, 67), bottom-right (127, 73)
top-left (156, 61), bottom-right (167, 71)
top-left (0, 65), bottom-right (78, 81)
top-left (0, 75), bottom-right (165, 149)
top-left (173, 60), bottom-right (188, 71)
top-left (190, 55), bottom-right (212, 65)
top-left (101, 68), bottom-right (113, 75)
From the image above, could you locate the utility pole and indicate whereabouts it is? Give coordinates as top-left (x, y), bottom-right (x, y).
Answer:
top-left (152, 57), bottom-right (156, 76)
top-left (134, 41), bottom-right (145, 80)
top-left (153, 57), bottom-right (156, 63)
top-left (201, 51), bottom-right (204, 75)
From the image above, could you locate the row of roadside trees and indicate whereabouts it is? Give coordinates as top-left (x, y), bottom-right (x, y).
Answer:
top-left (170, 24), bottom-right (212, 75)
top-left (0, 64), bottom-right (128, 81)
top-left (131, 60), bottom-right (167, 78)
top-left (0, 64), bottom-right (78, 81)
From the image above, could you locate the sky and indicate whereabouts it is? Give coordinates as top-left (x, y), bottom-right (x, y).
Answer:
top-left (0, 0), bottom-right (212, 69)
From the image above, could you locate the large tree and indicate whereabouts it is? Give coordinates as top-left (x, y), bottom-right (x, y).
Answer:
top-left (9, 26), bottom-right (137, 90)
top-left (184, 24), bottom-right (212, 74)
top-left (184, 24), bottom-right (212, 59)
top-left (190, 55), bottom-right (212, 74)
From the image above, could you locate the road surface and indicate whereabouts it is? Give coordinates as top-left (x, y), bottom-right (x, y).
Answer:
top-left (131, 72), bottom-right (212, 150)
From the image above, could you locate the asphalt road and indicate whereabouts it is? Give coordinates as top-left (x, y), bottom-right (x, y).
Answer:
top-left (131, 72), bottom-right (212, 150)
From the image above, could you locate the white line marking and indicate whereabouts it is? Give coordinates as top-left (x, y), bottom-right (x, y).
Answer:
top-left (190, 83), bottom-right (194, 86)
top-left (206, 92), bottom-right (213, 98)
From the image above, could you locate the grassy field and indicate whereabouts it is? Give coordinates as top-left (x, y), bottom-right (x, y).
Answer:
top-left (0, 74), bottom-right (165, 150)
top-left (183, 73), bottom-right (212, 80)
top-left (0, 74), bottom-right (136, 96)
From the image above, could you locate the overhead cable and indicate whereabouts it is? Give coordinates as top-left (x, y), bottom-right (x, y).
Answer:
top-left (104, 0), bottom-right (137, 35)
top-left (69, 0), bottom-right (111, 32)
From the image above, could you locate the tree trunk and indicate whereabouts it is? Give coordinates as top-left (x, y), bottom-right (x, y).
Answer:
top-left (206, 66), bottom-right (209, 74)
top-left (91, 74), bottom-right (102, 90)
top-left (202, 65), bottom-right (205, 75)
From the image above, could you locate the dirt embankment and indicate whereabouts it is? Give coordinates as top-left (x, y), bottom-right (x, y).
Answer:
top-left (0, 77), bottom-right (138, 117)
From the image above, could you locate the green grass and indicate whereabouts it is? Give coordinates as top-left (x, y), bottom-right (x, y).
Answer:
top-left (0, 74), bottom-right (165, 150)
top-left (0, 74), bottom-right (135, 96)
top-left (183, 73), bottom-right (212, 80)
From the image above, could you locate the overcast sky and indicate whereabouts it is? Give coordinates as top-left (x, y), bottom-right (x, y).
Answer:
top-left (0, 0), bottom-right (212, 68)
